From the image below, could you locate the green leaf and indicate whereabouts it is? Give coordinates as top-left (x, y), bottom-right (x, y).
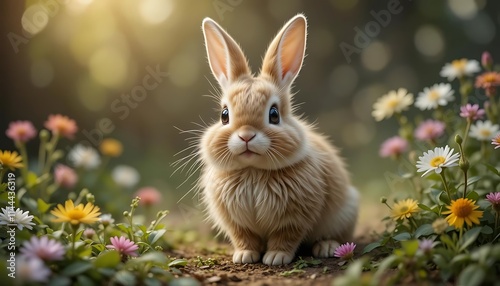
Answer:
top-left (114, 270), bottom-right (136, 286)
top-left (126, 251), bottom-right (167, 266)
top-left (37, 198), bottom-right (51, 213)
top-left (148, 229), bottom-right (167, 245)
top-left (25, 171), bottom-right (39, 188)
top-left (484, 163), bottom-right (500, 176)
top-left (47, 276), bottom-right (72, 286)
top-left (481, 225), bottom-right (493, 235)
top-left (459, 227), bottom-right (482, 252)
top-left (393, 232), bottom-right (411, 241)
top-left (466, 176), bottom-right (482, 186)
top-left (76, 275), bottom-right (95, 286)
top-left (94, 250), bottom-right (121, 268)
top-left (458, 264), bottom-right (485, 286)
top-left (169, 258), bottom-right (188, 268)
top-left (414, 224), bottom-right (434, 238)
top-left (62, 261), bottom-right (92, 277)
top-left (466, 191), bottom-right (479, 201)
top-left (401, 240), bottom-right (419, 257)
top-left (417, 204), bottom-right (433, 212)
top-left (362, 241), bottom-right (382, 254)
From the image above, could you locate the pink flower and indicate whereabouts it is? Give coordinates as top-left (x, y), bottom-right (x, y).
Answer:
top-left (16, 257), bottom-right (51, 283)
top-left (135, 187), bottom-right (162, 206)
top-left (20, 236), bottom-right (65, 261)
top-left (333, 242), bottom-right (356, 260)
top-left (460, 104), bottom-right (485, 121)
top-left (414, 120), bottom-right (446, 141)
top-left (486, 192), bottom-right (500, 212)
top-left (379, 136), bottom-right (408, 158)
top-left (418, 239), bottom-right (434, 254)
top-left (492, 134), bottom-right (500, 149)
top-left (6, 121), bottom-right (37, 143)
top-left (106, 236), bottom-right (139, 256)
top-left (482, 51), bottom-right (493, 70)
top-left (44, 114), bottom-right (78, 139)
top-left (54, 164), bottom-right (78, 189)
top-left (83, 228), bottom-right (96, 239)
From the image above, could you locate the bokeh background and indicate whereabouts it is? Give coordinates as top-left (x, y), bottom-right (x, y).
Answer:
top-left (1, 0), bottom-right (499, 234)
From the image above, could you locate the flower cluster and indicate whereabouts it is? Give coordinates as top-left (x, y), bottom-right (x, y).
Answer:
top-left (0, 115), bottom-right (180, 284)
top-left (336, 52), bottom-right (500, 285)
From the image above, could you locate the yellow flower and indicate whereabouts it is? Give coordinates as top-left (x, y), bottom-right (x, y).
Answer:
top-left (99, 138), bottom-right (123, 157)
top-left (51, 200), bottom-right (101, 225)
top-left (442, 198), bottom-right (483, 230)
top-left (391, 198), bottom-right (419, 221)
top-left (0, 150), bottom-right (24, 171)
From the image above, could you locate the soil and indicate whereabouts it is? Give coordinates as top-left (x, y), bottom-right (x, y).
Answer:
top-left (170, 239), bottom-right (372, 286)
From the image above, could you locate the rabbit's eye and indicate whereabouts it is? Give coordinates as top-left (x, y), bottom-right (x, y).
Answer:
top-left (221, 107), bottom-right (229, 125)
top-left (269, 106), bottom-right (280, 125)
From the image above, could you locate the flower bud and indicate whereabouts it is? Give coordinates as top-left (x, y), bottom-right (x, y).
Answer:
top-left (86, 193), bottom-right (95, 204)
top-left (39, 129), bottom-right (50, 141)
top-left (123, 211), bottom-right (130, 217)
top-left (455, 134), bottom-right (463, 145)
top-left (432, 218), bottom-right (448, 235)
top-left (459, 158), bottom-right (469, 172)
top-left (380, 197), bottom-right (387, 204)
top-left (481, 51), bottom-right (493, 71)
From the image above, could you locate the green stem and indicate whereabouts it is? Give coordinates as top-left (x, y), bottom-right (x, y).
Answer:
top-left (440, 171), bottom-right (452, 201)
top-left (71, 224), bottom-right (79, 259)
top-left (462, 119), bottom-right (471, 150)
top-left (16, 141), bottom-right (29, 180)
top-left (490, 95), bottom-right (498, 123)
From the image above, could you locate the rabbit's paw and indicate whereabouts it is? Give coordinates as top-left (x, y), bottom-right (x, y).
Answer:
top-left (312, 240), bottom-right (340, 258)
top-left (232, 250), bottom-right (260, 264)
top-left (262, 251), bottom-right (293, 265)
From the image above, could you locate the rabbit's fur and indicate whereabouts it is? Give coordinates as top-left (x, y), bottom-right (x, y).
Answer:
top-left (199, 14), bottom-right (359, 265)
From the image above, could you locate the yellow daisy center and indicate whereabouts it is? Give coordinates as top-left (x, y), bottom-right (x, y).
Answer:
top-left (428, 90), bottom-right (440, 100)
top-left (484, 74), bottom-right (497, 83)
top-left (67, 208), bottom-right (86, 224)
top-left (451, 59), bottom-right (466, 72)
top-left (430, 156), bottom-right (445, 167)
top-left (399, 206), bottom-right (409, 213)
top-left (452, 201), bottom-right (473, 218)
top-left (386, 98), bottom-right (399, 109)
top-left (480, 129), bottom-right (491, 137)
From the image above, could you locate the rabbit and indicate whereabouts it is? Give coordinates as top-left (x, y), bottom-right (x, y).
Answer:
top-left (198, 13), bottom-right (359, 266)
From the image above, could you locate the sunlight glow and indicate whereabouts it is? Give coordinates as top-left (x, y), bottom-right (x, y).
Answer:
top-left (139, 0), bottom-right (174, 25)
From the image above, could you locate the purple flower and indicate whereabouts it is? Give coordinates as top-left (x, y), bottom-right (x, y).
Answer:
top-left (106, 236), bottom-right (139, 256)
top-left (481, 51), bottom-right (493, 70)
top-left (418, 239), bottom-right (434, 254)
top-left (379, 136), bottom-right (409, 158)
top-left (460, 104), bottom-right (486, 121)
top-left (16, 257), bottom-right (51, 283)
top-left (20, 236), bottom-right (65, 261)
top-left (486, 192), bottom-right (500, 212)
top-left (414, 120), bottom-right (446, 141)
top-left (333, 242), bottom-right (356, 260)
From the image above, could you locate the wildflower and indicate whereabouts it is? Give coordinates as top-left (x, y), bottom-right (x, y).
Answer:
top-left (51, 200), bottom-right (101, 226)
top-left (16, 257), bottom-right (51, 283)
top-left (135, 187), bottom-right (162, 206)
top-left (486, 192), bottom-right (500, 212)
top-left (106, 236), bottom-right (139, 256)
top-left (432, 217), bottom-right (449, 234)
top-left (0, 207), bottom-right (35, 230)
top-left (99, 214), bottom-right (115, 227)
top-left (459, 104), bottom-right (485, 121)
top-left (379, 136), bottom-right (408, 158)
top-left (469, 120), bottom-right (499, 141)
top-left (391, 198), bottom-right (419, 221)
top-left (6, 121), bottom-right (37, 143)
top-left (481, 51), bottom-right (493, 70)
top-left (333, 242), bottom-right (356, 260)
top-left (475, 71), bottom-right (500, 96)
top-left (492, 134), bottom-right (500, 149)
top-left (83, 228), bottom-right (96, 239)
top-left (112, 165), bottom-right (140, 188)
top-left (440, 58), bottom-right (480, 81)
top-left (418, 239), bottom-right (434, 254)
top-left (99, 138), bottom-right (123, 157)
top-left (442, 198), bottom-right (483, 230)
top-left (54, 164), bottom-right (78, 189)
top-left (68, 144), bottom-right (101, 170)
top-left (414, 120), bottom-right (446, 142)
top-left (415, 83), bottom-right (454, 110)
top-left (416, 145), bottom-right (460, 177)
top-left (371, 88), bottom-right (414, 121)
top-left (44, 114), bottom-right (78, 139)
top-left (19, 236), bottom-right (65, 261)
top-left (0, 150), bottom-right (23, 171)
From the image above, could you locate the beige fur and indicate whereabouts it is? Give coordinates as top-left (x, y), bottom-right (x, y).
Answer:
top-left (199, 14), bottom-right (359, 265)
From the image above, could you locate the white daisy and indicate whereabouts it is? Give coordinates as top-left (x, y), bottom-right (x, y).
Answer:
top-left (469, 120), bottom-right (500, 141)
top-left (0, 207), bottom-right (36, 230)
top-left (415, 83), bottom-right (454, 110)
top-left (416, 145), bottom-right (460, 177)
top-left (111, 165), bottom-right (140, 188)
top-left (440, 58), bottom-right (480, 81)
top-left (68, 144), bottom-right (101, 170)
top-left (372, 88), bottom-right (414, 121)
top-left (99, 213), bottom-right (115, 226)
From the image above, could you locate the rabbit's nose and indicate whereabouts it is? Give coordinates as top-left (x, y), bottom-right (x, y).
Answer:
top-left (238, 130), bottom-right (256, 142)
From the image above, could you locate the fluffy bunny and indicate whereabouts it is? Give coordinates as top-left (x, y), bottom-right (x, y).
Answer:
top-left (199, 14), bottom-right (359, 266)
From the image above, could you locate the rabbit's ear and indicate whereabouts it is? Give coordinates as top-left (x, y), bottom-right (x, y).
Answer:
top-left (261, 14), bottom-right (307, 88)
top-left (202, 18), bottom-right (250, 90)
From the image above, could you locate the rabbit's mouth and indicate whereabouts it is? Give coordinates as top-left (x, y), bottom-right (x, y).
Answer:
top-left (240, 149), bottom-right (260, 157)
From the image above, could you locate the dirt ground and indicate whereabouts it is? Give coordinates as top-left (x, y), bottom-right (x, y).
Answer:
top-left (170, 238), bottom-right (372, 286)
